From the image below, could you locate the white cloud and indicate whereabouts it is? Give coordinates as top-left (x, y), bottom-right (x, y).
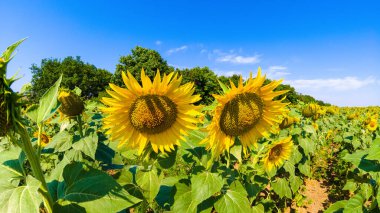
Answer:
top-left (167, 45), bottom-right (188, 55)
top-left (216, 54), bottom-right (261, 64)
top-left (155, 40), bottom-right (162, 45)
top-left (285, 76), bottom-right (376, 91)
top-left (264, 66), bottom-right (290, 79)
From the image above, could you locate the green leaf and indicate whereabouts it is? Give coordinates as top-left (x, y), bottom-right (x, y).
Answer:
top-left (136, 168), bottom-right (161, 203)
top-left (0, 146), bottom-right (24, 189)
top-left (271, 178), bottom-right (292, 199)
top-left (72, 132), bottom-right (98, 160)
top-left (342, 181), bottom-right (357, 192)
top-left (303, 125), bottom-right (316, 134)
top-left (58, 162), bottom-right (141, 212)
top-left (298, 161), bottom-right (312, 177)
top-left (366, 145), bottom-right (380, 161)
top-left (289, 147), bottom-right (303, 164)
top-left (359, 183), bottom-right (372, 200)
top-left (157, 149), bottom-right (177, 169)
top-left (217, 80), bottom-right (230, 93)
top-left (0, 176), bottom-right (43, 213)
top-left (324, 200), bottom-right (347, 213)
top-left (344, 194), bottom-right (364, 212)
top-left (191, 172), bottom-right (224, 203)
top-left (37, 75), bottom-right (62, 123)
top-left (1, 38), bottom-right (26, 62)
top-left (283, 161), bottom-right (295, 176)
top-left (172, 183), bottom-right (197, 213)
top-left (214, 189), bottom-right (251, 213)
top-left (289, 175), bottom-right (303, 194)
top-left (298, 138), bottom-right (315, 155)
top-left (230, 145), bottom-right (242, 163)
top-left (46, 131), bottom-right (72, 152)
top-left (252, 204), bottom-right (265, 213)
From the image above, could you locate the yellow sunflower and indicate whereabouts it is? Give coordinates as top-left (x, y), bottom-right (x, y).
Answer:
top-left (101, 69), bottom-right (201, 154)
top-left (201, 68), bottom-right (288, 156)
top-left (33, 132), bottom-right (51, 147)
top-left (263, 136), bottom-right (293, 171)
top-left (367, 119), bottom-right (378, 132)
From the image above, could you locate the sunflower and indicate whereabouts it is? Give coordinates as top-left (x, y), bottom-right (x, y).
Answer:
top-left (101, 69), bottom-right (201, 154)
top-left (263, 136), bottom-right (293, 171)
top-left (367, 119), bottom-right (378, 132)
top-left (33, 132), bottom-right (51, 147)
top-left (201, 68), bottom-right (288, 156)
top-left (58, 91), bottom-right (85, 118)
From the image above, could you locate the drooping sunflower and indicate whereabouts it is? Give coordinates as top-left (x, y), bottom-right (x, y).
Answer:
top-left (101, 69), bottom-right (201, 154)
top-left (263, 136), bottom-right (293, 171)
top-left (201, 68), bottom-right (288, 156)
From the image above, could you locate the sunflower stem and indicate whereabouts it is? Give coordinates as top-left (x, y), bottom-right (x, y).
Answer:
top-left (76, 115), bottom-right (84, 138)
top-left (17, 125), bottom-right (54, 213)
top-left (36, 124), bottom-right (43, 158)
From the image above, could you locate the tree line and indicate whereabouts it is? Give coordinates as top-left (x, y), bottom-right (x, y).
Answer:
top-left (29, 46), bottom-right (329, 106)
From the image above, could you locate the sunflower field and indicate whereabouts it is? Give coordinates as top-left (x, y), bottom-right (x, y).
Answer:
top-left (1, 40), bottom-right (380, 213)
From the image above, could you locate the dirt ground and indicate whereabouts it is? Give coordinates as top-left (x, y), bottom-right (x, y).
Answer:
top-left (285, 179), bottom-right (329, 213)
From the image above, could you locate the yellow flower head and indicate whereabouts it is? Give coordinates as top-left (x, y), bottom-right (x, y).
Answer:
top-left (201, 68), bottom-right (288, 156)
top-left (263, 136), bottom-right (293, 171)
top-left (101, 69), bottom-right (202, 154)
top-left (33, 132), bottom-right (51, 147)
top-left (367, 119), bottom-right (378, 132)
top-left (312, 122), bottom-right (319, 131)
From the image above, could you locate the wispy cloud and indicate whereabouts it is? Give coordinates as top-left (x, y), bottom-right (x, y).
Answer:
top-left (155, 40), bottom-right (162, 45)
top-left (167, 45), bottom-right (188, 55)
top-left (263, 66), bottom-right (290, 79)
top-left (216, 54), bottom-right (261, 64)
top-left (285, 76), bottom-right (376, 91)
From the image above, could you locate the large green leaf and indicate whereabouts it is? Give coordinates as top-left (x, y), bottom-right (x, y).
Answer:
top-left (0, 146), bottom-right (24, 189)
top-left (289, 175), bottom-right (303, 194)
top-left (136, 168), bottom-right (161, 203)
top-left (324, 200), bottom-right (347, 213)
top-left (1, 38), bottom-right (26, 62)
top-left (214, 189), bottom-right (251, 213)
top-left (37, 75), bottom-right (62, 123)
top-left (191, 172), bottom-right (224, 203)
top-left (271, 178), bottom-right (292, 199)
top-left (344, 194), bottom-right (364, 212)
top-left (0, 176), bottom-right (43, 213)
top-left (172, 182), bottom-right (197, 213)
top-left (57, 162), bottom-right (141, 213)
top-left (45, 131), bottom-right (72, 152)
top-left (72, 132), bottom-right (98, 160)
top-left (298, 138), bottom-right (315, 155)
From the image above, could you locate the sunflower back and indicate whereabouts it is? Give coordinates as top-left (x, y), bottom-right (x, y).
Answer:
top-left (58, 91), bottom-right (85, 117)
top-left (0, 73), bottom-right (8, 136)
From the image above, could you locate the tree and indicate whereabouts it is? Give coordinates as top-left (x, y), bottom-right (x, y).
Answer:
top-left (30, 56), bottom-right (112, 100)
top-left (179, 67), bottom-right (221, 105)
top-left (218, 74), bottom-right (241, 88)
top-left (111, 46), bottom-right (173, 86)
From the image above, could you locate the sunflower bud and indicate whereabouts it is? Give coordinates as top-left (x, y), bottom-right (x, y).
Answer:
top-left (302, 104), bottom-right (320, 118)
top-left (279, 116), bottom-right (299, 129)
top-left (58, 91), bottom-right (84, 117)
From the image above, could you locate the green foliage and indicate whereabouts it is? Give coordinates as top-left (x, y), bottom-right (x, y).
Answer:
top-left (179, 66), bottom-right (221, 105)
top-left (111, 46), bottom-right (173, 86)
top-left (30, 56), bottom-right (112, 100)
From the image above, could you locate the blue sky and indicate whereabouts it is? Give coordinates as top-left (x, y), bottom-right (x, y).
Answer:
top-left (1, 0), bottom-right (380, 106)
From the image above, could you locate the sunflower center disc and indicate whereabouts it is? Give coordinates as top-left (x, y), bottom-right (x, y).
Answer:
top-left (268, 145), bottom-right (283, 161)
top-left (219, 92), bottom-right (264, 136)
top-left (129, 95), bottom-right (177, 134)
